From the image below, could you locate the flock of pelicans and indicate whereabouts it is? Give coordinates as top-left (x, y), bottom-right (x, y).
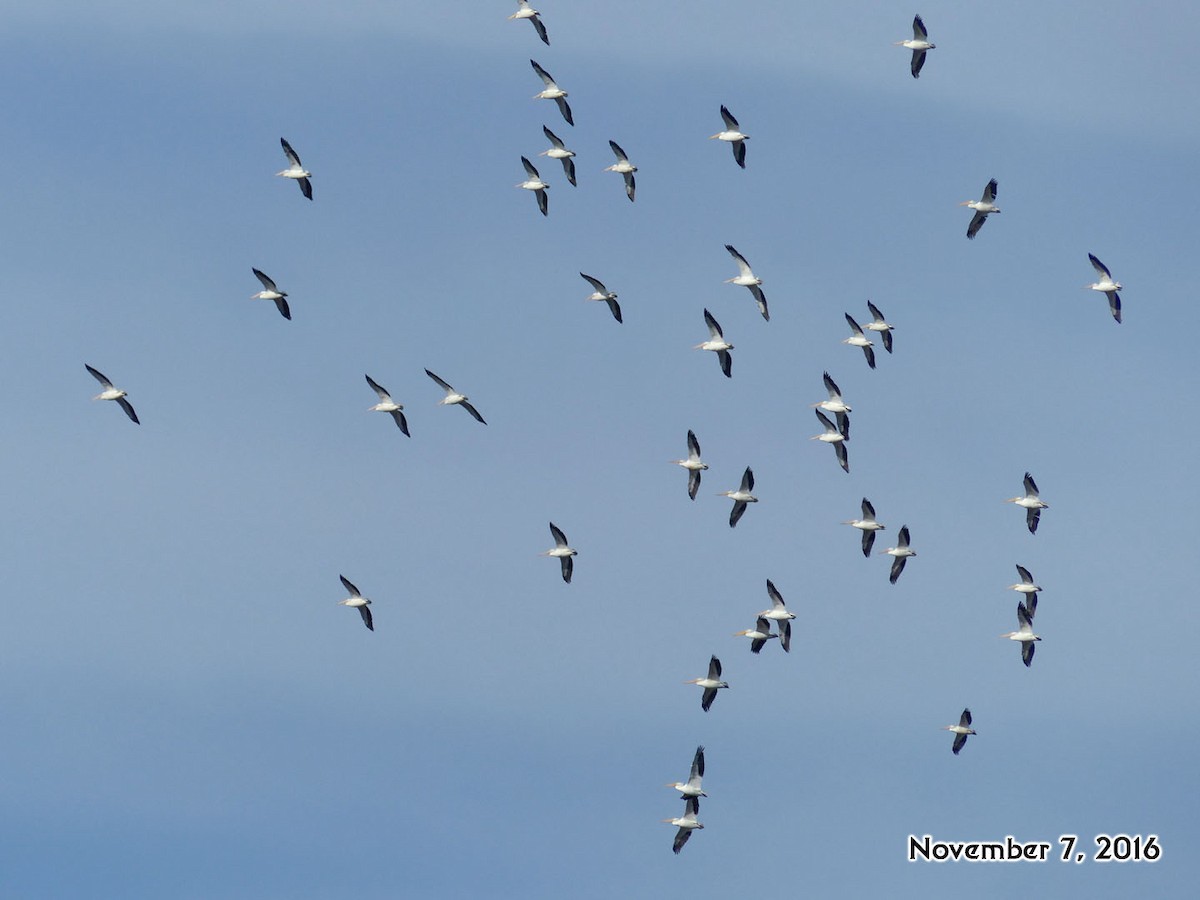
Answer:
top-left (80, 5), bottom-right (1129, 857)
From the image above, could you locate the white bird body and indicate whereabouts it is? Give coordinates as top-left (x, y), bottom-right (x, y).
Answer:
top-left (542, 522), bottom-right (577, 583)
top-left (364, 374), bottom-right (410, 436)
top-left (540, 126), bottom-right (576, 186)
top-left (710, 106), bottom-right (748, 167)
top-left (425, 369), bottom-right (487, 424)
top-left (509, 1), bottom-right (549, 44)
top-left (882, 525), bottom-right (915, 584)
top-left (961, 179), bottom-right (1000, 239)
top-left (843, 313), bottom-right (877, 369)
top-left (530, 60), bottom-right (573, 125)
top-left (670, 430), bottom-right (708, 500)
top-left (684, 655), bottom-right (729, 712)
top-left (863, 301), bottom-right (895, 353)
top-left (1006, 472), bottom-right (1048, 534)
top-left (85, 364), bottom-right (140, 424)
top-left (844, 498), bottom-right (885, 557)
top-left (338, 575), bottom-right (374, 631)
top-left (811, 409), bottom-right (849, 473)
top-left (942, 709), bottom-right (976, 755)
top-left (276, 138), bottom-right (312, 200)
top-left (718, 466), bottom-right (757, 527)
top-left (695, 309), bottom-right (734, 378)
top-left (579, 273), bottom-right (622, 323)
top-left (1087, 253), bottom-right (1123, 323)
top-left (517, 156), bottom-right (550, 216)
top-left (723, 244), bottom-right (769, 320)
top-left (895, 15), bottom-right (936, 78)
top-left (814, 371), bottom-right (851, 414)
top-left (1008, 564), bottom-right (1041, 596)
top-left (663, 796), bottom-right (703, 854)
top-left (250, 268), bottom-right (292, 320)
top-left (1001, 600), bottom-right (1041, 666)
top-left (604, 140), bottom-right (637, 201)
top-left (666, 746), bottom-right (707, 802)
top-left (734, 616), bottom-right (779, 654)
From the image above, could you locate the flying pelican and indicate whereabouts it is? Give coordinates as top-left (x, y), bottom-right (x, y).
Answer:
top-left (843, 498), bottom-right (886, 557)
top-left (695, 309), bottom-right (734, 378)
top-left (508, 1), bottom-right (548, 45)
top-left (962, 179), bottom-right (1000, 240)
top-left (250, 268), bottom-right (291, 320)
top-left (1008, 564), bottom-right (1041, 599)
top-left (1005, 472), bottom-right (1048, 534)
top-left (276, 138), bottom-right (312, 200)
top-left (895, 15), bottom-right (936, 78)
top-left (942, 709), bottom-right (975, 755)
top-left (758, 579), bottom-right (794, 653)
top-left (1001, 599), bottom-right (1041, 667)
top-left (542, 522), bottom-right (577, 583)
top-left (723, 244), bottom-right (769, 321)
top-left (1087, 253), bottom-right (1123, 323)
top-left (670, 429), bottom-right (708, 501)
top-left (364, 374), bottom-right (410, 437)
top-left (663, 796), bottom-right (703, 854)
top-left (882, 525), bottom-right (915, 584)
top-left (813, 371), bottom-right (851, 438)
top-left (666, 745), bottom-right (707, 806)
top-left (718, 467), bottom-right (757, 528)
top-left (864, 301), bottom-right (894, 353)
top-left (843, 313), bottom-right (876, 369)
top-left (685, 655), bottom-right (729, 712)
top-left (710, 105), bottom-right (748, 168)
top-left (604, 140), bottom-right (637, 201)
top-left (517, 156), bottom-right (549, 216)
top-left (580, 273), bottom-right (622, 323)
top-left (530, 59), bottom-right (573, 125)
top-left (338, 574), bottom-right (373, 631)
top-left (811, 409), bottom-right (849, 473)
top-left (734, 616), bottom-right (778, 654)
top-left (540, 126), bottom-right (576, 186)
top-left (85, 364), bottom-right (139, 424)
top-left (425, 369), bottom-right (486, 424)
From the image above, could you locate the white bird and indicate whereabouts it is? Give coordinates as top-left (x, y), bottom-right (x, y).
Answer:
top-left (425, 369), bottom-right (486, 424)
top-left (757, 579), bottom-right (794, 653)
top-left (250, 268), bottom-right (291, 320)
top-left (1087, 253), bottom-right (1123, 323)
top-left (85, 364), bottom-right (139, 424)
top-left (942, 709), bottom-right (975, 755)
top-left (723, 244), bottom-right (769, 321)
top-left (735, 616), bottom-right (779, 654)
top-left (663, 796), bottom-right (703, 854)
top-left (579, 273), bottom-right (622, 323)
top-left (864, 300), bottom-right (895, 354)
top-left (1005, 472), bottom-right (1048, 534)
top-left (276, 137), bottom-right (312, 200)
top-left (684, 655), bottom-right (729, 712)
top-left (843, 313), bottom-right (876, 369)
top-left (961, 179), bottom-right (1000, 240)
top-left (666, 745), bottom-right (707, 805)
top-left (517, 156), bottom-right (549, 217)
top-left (895, 15), bottom-right (936, 78)
top-left (604, 140), bottom-right (637, 202)
top-left (843, 497), bottom-right (886, 557)
top-left (338, 574), bottom-right (373, 631)
top-left (811, 410), bottom-right (849, 474)
top-left (1001, 599), bottom-right (1041, 667)
top-left (882, 525), bottom-right (915, 584)
top-left (813, 372), bottom-right (851, 439)
top-left (508, 1), bottom-right (548, 45)
top-left (542, 521), bottom-right (577, 584)
top-left (1008, 564), bottom-right (1041, 599)
top-left (540, 126), bottom-right (576, 186)
top-left (364, 374), bottom-right (410, 437)
top-left (695, 309), bottom-right (734, 378)
top-left (670, 429), bottom-right (708, 501)
top-left (530, 59), bottom-right (573, 125)
top-left (718, 466), bottom-right (757, 528)
top-left (710, 105), bottom-right (748, 168)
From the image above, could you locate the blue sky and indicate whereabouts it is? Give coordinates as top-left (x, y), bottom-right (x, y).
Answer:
top-left (0, 2), bottom-right (1195, 897)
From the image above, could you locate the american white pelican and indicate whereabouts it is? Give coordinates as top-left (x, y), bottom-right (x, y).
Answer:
top-left (604, 140), bottom-right (637, 201)
top-left (813, 371), bottom-right (851, 437)
top-left (718, 466), bottom-right (757, 528)
top-left (843, 313), bottom-right (876, 369)
top-left (895, 15), bottom-right (935, 78)
top-left (882, 525), bottom-right (915, 584)
top-left (508, 1), bottom-right (548, 45)
top-left (1005, 472), bottom-right (1048, 534)
top-left (530, 60), bottom-right (573, 125)
top-left (734, 616), bottom-right (778, 654)
top-left (962, 179), bottom-right (1000, 240)
top-left (517, 157), bottom-right (549, 217)
top-left (758, 579), bottom-right (794, 653)
top-left (695, 309), bottom-right (733, 378)
top-left (864, 301), bottom-right (894, 354)
top-left (666, 745), bottom-right (707, 805)
top-left (670, 429), bottom-right (708, 501)
top-left (1001, 599), bottom-right (1041, 667)
top-left (250, 268), bottom-right (291, 320)
top-left (942, 709), bottom-right (975, 755)
top-left (364, 374), bottom-right (410, 437)
top-left (277, 138), bottom-right (312, 201)
top-left (811, 409), bottom-right (849, 473)
top-left (685, 655), bottom-right (729, 712)
top-left (542, 521), bottom-right (577, 583)
top-left (425, 369), bottom-right (486, 424)
top-left (663, 796), bottom-right (703, 854)
top-left (723, 244), bottom-right (769, 321)
top-left (1008, 564), bottom-right (1041, 598)
top-left (1087, 253), bottom-right (1123, 323)
top-left (338, 574), bottom-right (373, 631)
top-left (85, 364), bottom-right (139, 424)
top-left (540, 126), bottom-right (576, 186)
top-left (579, 273), bottom-right (622, 323)
top-left (710, 105), bottom-right (748, 168)
top-left (843, 497), bottom-right (886, 557)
